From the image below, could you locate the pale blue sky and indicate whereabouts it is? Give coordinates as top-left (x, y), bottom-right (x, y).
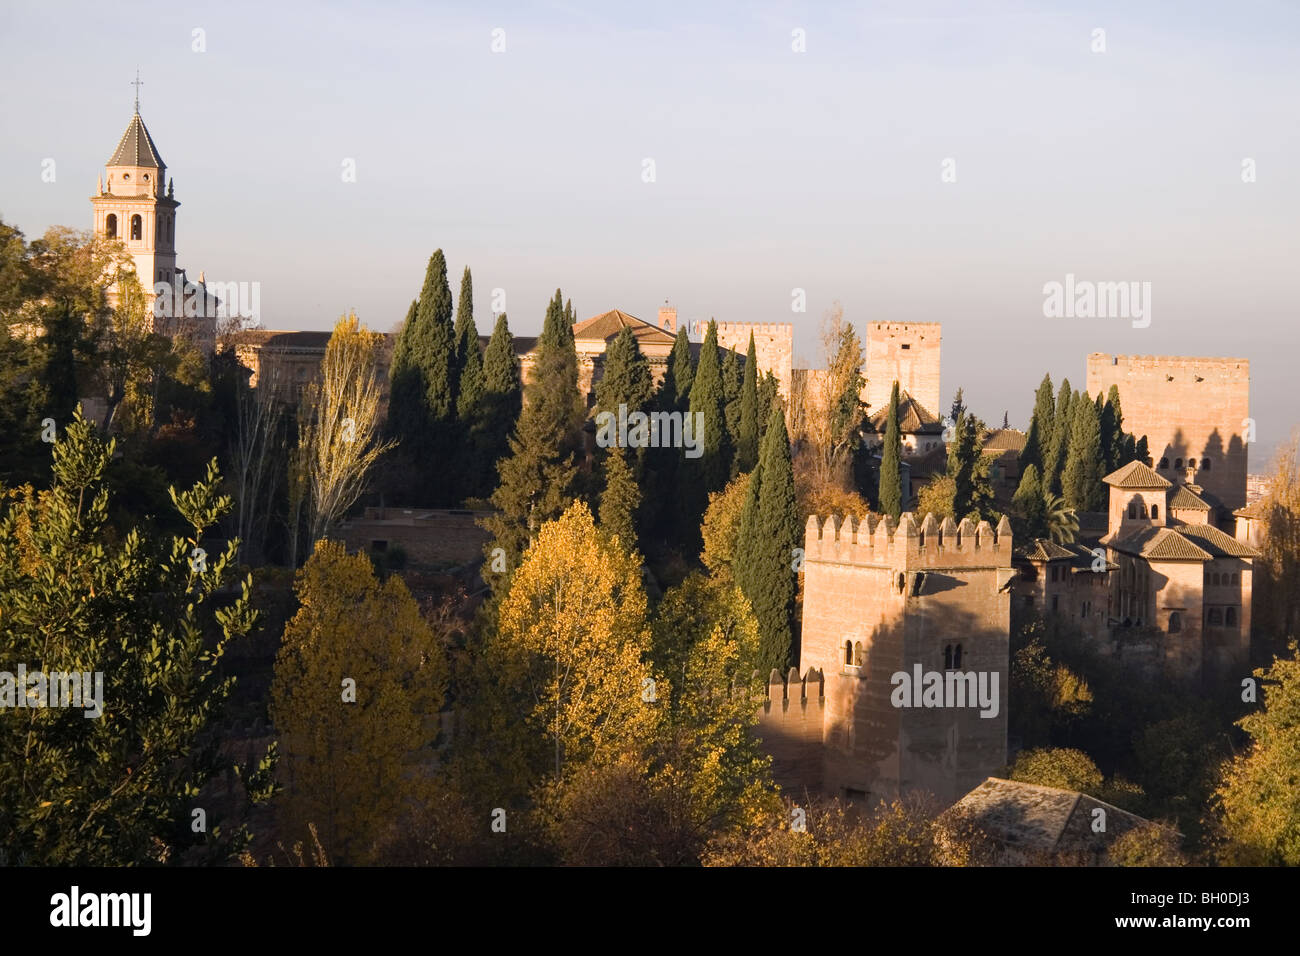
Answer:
top-left (2, 0), bottom-right (1297, 463)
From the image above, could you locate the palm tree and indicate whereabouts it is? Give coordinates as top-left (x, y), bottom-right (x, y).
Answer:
top-left (1043, 491), bottom-right (1079, 544)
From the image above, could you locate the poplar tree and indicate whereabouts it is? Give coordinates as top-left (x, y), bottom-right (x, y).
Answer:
top-left (737, 333), bottom-right (759, 472)
top-left (879, 381), bottom-right (903, 519)
top-left (736, 405), bottom-right (801, 675)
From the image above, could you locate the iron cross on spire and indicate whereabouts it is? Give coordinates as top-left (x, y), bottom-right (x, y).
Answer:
top-left (132, 69), bottom-right (143, 112)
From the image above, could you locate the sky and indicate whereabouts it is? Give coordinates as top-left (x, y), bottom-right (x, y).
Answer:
top-left (2, 0), bottom-right (1297, 464)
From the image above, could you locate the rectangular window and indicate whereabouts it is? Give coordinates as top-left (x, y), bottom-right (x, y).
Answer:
top-left (1051, 595), bottom-right (1059, 612)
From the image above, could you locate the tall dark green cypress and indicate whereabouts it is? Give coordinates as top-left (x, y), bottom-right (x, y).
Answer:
top-left (662, 328), bottom-right (695, 412)
top-left (756, 371), bottom-right (779, 448)
top-left (1019, 373), bottom-right (1055, 475)
top-left (721, 347), bottom-right (743, 476)
top-left (387, 250), bottom-right (456, 501)
top-left (482, 290), bottom-right (582, 568)
top-left (737, 405), bottom-right (801, 675)
top-left (594, 326), bottom-right (653, 418)
top-left (477, 312), bottom-right (522, 492)
top-left (454, 266), bottom-right (484, 422)
top-left (737, 333), bottom-right (759, 472)
top-left (1101, 384), bottom-right (1124, 471)
top-left (879, 381), bottom-right (903, 519)
top-left (689, 320), bottom-right (732, 501)
top-left (1044, 377), bottom-right (1074, 495)
top-left (1063, 391), bottom-right (1104, 511)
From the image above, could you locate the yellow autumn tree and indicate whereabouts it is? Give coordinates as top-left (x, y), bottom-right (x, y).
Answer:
top-left (492, 501), bottom-right (658, 781)
top-left (269, 539), bottom-right (448, 864)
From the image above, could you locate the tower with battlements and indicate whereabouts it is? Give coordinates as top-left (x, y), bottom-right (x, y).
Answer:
top-left (864, 322), bottom-right (942, 418)
top-left (760, 511), bottom-right (1013, 805)
top-left (1086, 354), bottom-right (1250, 513)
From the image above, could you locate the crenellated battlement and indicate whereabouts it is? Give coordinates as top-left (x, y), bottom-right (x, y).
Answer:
top-left (764, 666), bottom-right (825, 702)
top-left (713, 321), bottom-right (794, 336)
top-left (867, 321), bottom-right (942, 330)
top-left (803, 511), bottom-right (1014, 570)
top-left (1087, 353), bottom-right (1249, 376)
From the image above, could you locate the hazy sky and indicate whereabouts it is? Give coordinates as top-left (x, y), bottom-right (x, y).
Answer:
top-left (3, 0), bottom-right (1297, 464)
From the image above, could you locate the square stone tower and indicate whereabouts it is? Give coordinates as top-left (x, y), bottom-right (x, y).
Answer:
top-left (864, 322), bottom-right (942, 418)
top-left (1086, 354), bottom-right (1250, 513)
top-left (796, 511), bottom-right (1013, 805)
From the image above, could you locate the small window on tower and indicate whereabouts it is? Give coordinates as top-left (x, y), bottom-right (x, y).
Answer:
top-left (901, 344), bottom-right (911, 350)
top-left (1202, 458), bottom-right (1211, 471)
top-left (1151, 504), bottom-right (1158, 519)
top-left (130, 215), bottom-right (142, 240)
top-left (105, 214), bottom-right (117, 239)
top-left (123, 173), bottom-right (130, 181)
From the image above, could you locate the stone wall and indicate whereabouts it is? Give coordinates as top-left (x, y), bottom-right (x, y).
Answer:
top-left (337, 507), bottom-right (492, 568)
top-left (713, 322), bottom-right (794, 399)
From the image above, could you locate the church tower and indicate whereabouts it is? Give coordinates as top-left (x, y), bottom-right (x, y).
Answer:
top-left (90, 88), bottom-right (180, 297)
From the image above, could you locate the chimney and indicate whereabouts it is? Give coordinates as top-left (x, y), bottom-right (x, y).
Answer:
top-left (658, 301), bottom-right (677, 334)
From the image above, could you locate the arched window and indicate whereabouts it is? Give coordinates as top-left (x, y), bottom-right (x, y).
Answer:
top-left (1140, 503), bottom-right (1148, 518)
top-left (844, 641), bottom-right (853, 666)
top-left (105, 214), bottom-right (117, 238)
top-left (943, 645), bottom-right (953, 670)
top-left (1151, 504), bottom-right (1159, 519)
top-left (897, 572), bottom-right (906, 594)
top-left (130, 214), bottom-right (142, 240)
top-left (1174, 458), bottom-right (1183, 469)
top-left (853, 642), bottom-right (863, 666)
top-left (1226, 607), bottom-right (1237, 627)
top-left (1201, 458), bottom-right (1211, 471)
top-left (1159, 457), bottom-right (1169, 469)
top-left (1207, 608), bottom-right (1223, 626)
top-left (1168, 612), bottom-right (1182, 633)
top-left (1231, 572), bottom-right (1239, 586)
top-left (1211, 572), bottom-right (1220, 586)
top-left (1128, 504), bottom-right (1137, 519)
top-left (953, 644), bottom-right (963, 668)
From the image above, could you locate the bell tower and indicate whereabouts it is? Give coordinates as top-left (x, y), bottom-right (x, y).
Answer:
top-left (91, 75), bottom-right (180, 301)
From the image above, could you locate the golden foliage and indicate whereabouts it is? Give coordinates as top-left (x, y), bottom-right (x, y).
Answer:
top-left (269, 539), bottom-right (448, 864)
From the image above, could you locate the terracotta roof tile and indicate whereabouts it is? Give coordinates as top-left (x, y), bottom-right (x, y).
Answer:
top-left (1103, 459), bottom-right (1171, 489)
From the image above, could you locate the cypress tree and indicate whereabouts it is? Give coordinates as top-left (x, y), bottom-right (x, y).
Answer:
top-left (594, 326), bottom-right (653, 418)
top-left (737, 405), bottom-right (801, 676)
top-left (1020, 373), bottom-right (1055, 474)
top-left (689, 320), bottom-right (732, 501)
top-left (478, 312), bottom-right (522, 490)
top-left (737, 333), bottom-right (759, 472)
top-left (416, 250), bottom-right (456, 420)
top-left (756, 371), bottom-right (779, 447)
top-left (454, 266), bottom-right (485, 422)
top-left (481, 291), bottom-right (582, 569)
top-left (879, 381), bottom-right (903, 519)
top-left (1044, 377), bottom-right (1074, 495)
top-left (662, 327), bottom-right (695, 412)
top-left (1063, 391), bottom-right (1104, 511)
top-left (599, 448), bottom-right (641, 556)
top-left (1013, 462), bottom-right (1047, 539)
top-left (722, 347), bottom-right (742, 452)
top-left (1102, 384), bottom-right (1125, 470)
